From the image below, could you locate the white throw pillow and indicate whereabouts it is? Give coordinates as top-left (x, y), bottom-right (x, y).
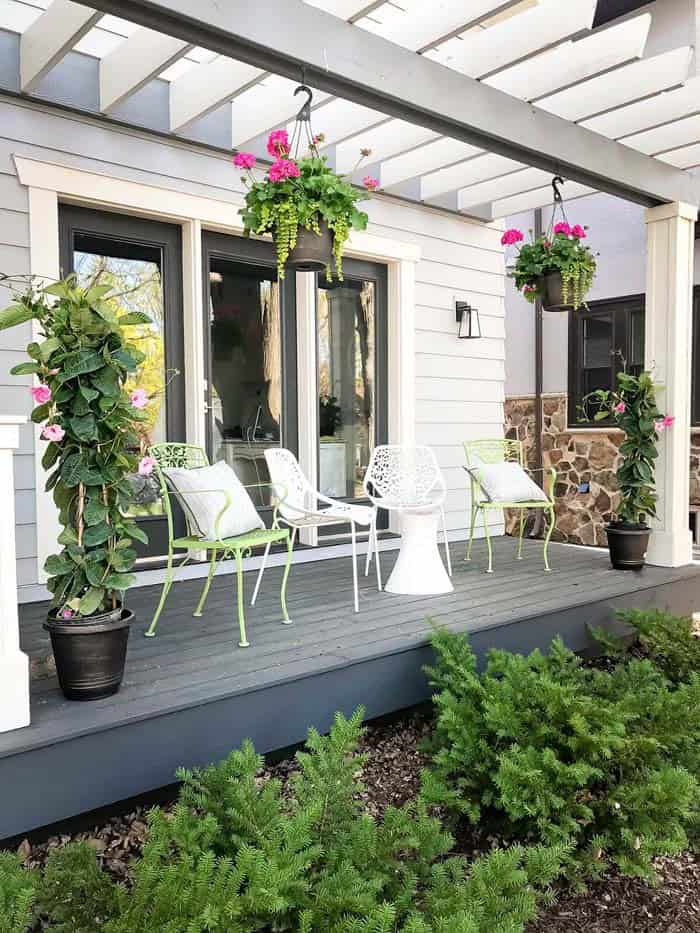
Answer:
top-left (163, 460), bottom-right (264, 540)
top-left (468, 461), bottom-right (548, 503)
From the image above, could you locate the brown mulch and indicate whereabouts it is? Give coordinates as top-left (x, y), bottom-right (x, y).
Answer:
top-left (12, 710), bottom-right (700, 931)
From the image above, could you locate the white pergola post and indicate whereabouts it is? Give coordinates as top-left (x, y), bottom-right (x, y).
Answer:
top-left (644, 201), bottom-right (697, 567)
top-left (0, 416), bottom-right (30, 732)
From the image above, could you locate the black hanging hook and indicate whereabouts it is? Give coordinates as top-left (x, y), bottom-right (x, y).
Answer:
top-left (294, 83), bottom-right (313, 123)
top-left (551, 175), bottom-right (564, 204)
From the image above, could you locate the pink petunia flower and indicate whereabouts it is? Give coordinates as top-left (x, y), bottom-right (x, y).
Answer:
top-left (31, 384), bottom-right (51, 405)
top-left (130, 388), bottom-right (149, 409)
top-left (267, 129), bottom-right (289, 158)
top-left (42, 424), bottom-right (65, 442)
top-left (655, 415), bottom-right (676, 432)
top-left (553, 222), bottom-right (571, 236)
top-left (614, 401), bottom-right (626, 414)
top-left (138, 455), bottom-right (156, 477)
top-left (363, 176), bottom-right (380, 191)
top-left (268, 159), bottom-right (300, 182)
top-left (523, 284), bottom-right (537, 293)
top-left (501, 228), bottom-right (524, 246)
top-left (571, 224), bottom-right (587, 239)
top-left (233, 151), bottom-right (256, 169)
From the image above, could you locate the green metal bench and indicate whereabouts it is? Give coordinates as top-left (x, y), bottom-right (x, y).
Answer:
top-left (145, 443), bottom-right (293, 647)
top-left (464, 438), bottom-right (556, 574)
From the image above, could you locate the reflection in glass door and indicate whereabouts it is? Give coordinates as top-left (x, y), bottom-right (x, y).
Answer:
top-left (317, 259), bottom-right (387, 504)
top-left (203, 233), bottom-right (297, 513)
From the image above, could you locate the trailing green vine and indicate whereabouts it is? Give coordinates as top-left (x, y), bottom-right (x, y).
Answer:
top-left (236, 131), bottom-right (374, 280)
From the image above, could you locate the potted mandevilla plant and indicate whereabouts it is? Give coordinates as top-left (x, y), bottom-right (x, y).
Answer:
top-left (236, 130), bottom-right (376, 280)
top-left (0, 275), bottom-right (153, 700)
top-left (582, 370), bottom-right (674, 570)
top-left (503, 221), bottom-right (597, 311)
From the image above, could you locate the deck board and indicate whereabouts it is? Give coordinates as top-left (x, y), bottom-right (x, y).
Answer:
top-left (2, 539), bottom-right (700, 838)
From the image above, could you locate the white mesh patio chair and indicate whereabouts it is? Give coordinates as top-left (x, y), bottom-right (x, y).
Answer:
top-left (363, 445), bottom-right (452, 591)
top-left (256, 448), bottom-right (382, 613)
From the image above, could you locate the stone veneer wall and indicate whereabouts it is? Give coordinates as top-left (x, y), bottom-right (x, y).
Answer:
top-left (505, 395), bottom-right (700, 547)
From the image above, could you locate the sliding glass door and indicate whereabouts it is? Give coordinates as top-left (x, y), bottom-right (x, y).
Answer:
top-left (202, 232), bottom-right (297, 517)
top-left (59, 206), bottom-right (185, 559)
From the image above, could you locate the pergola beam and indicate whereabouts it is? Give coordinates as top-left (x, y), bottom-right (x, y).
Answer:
top-left (100, 28), bottom-right (192, 113)
top-left (21, 0), bottom-right (102, 93)
top-left (76, 0), bottom-right (700, 207)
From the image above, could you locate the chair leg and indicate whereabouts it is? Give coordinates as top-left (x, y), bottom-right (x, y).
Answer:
top-left (251, 541), bottom-right (271, 606)
top-left (481, 508), bottom-right (493, 574)
top-left (441, 506), bottom-right (452, 577)
top-left (543, 507), bottom-right (555, 573)
top-left (373, 513), bottom-right (382, 592)
top-left (516, 512), bottom-right (525, 560)
top-left (465, 503), bottom-right (477, 561)
top-left (193, 548), bottom-right (218, 617)
top-left (365, 520), bottom-right (374, 577)
top-left (235, 549), bottom-right (249, 648)
top-left (280, 531), bottom-right (293, 624)
top-left (350, 520), bottom-right (359, 613)
top-left (145, 547), bottom-right (175, 637)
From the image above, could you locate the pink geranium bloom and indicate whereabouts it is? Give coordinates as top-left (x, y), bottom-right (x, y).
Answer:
top-left (267, 129), bottom-right (289, 158)
top-left (268, 159), bottom-right (300, 182)
top-left (42, 424), bottom-right (65, 442)
top-left (60, 608), bottom-right (74, 620)
top-left (571, 224), bottom-right (587, 238)
top-left (614, 401), bottom-right (626, 414)
top-left (655, 415), bottom-right (676, 432)
top-left (31, 384), bottom-right (51, 405)
top-left (233, 151), bottom-right (256, 169)
top-left (363, 176), bottom-right (380, 191)
top-left (130, 388), bottom-right (149, 409)
top-left (138, 455), bottom-right (156, 477)
top-left (553, 222), bottom-right (571, 236)
top-left (501, 228), bottom-right (524, 246)
top-left (523, 284), bottom-right (536, 294)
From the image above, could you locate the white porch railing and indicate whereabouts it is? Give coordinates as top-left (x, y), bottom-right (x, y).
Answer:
top-left (0, 416), bottom-right (30, 733)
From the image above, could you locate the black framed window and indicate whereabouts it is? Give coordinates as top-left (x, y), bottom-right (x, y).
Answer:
top-left (568, 295), bottom-right (645, 426)
top-left (692, 287), bottom-right (700, 426)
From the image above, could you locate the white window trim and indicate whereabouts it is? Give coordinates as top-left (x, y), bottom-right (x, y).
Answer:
top-left (14, 154), bottom-right (420, 582)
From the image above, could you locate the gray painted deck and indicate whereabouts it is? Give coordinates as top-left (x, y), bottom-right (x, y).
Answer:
top-left (2, 539), bottom-right (700, 838)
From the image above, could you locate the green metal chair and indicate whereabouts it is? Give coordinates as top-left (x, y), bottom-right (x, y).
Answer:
top-left (463, 439), bottom-right (556, 574)
top-left (145, 443), bottom-right (293, 647)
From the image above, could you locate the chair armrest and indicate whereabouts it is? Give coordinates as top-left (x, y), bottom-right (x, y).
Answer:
top-left (164, 487), bottom-right (232, 542)
top-left (524, 466), bottom-right (557, 500)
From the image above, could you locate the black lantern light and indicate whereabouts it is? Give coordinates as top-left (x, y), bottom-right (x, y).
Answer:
top-left (456, 301), bottom-right (481, 339)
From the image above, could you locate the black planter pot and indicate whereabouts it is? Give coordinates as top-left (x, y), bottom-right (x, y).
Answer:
top-left (540, 271), bottom-right (574, 313)
top-left (605, 522), bottom-right (651, 570)
top-left (43, 607), bottom-right (132, 701)
top-left (285, 220), bottom-right (333, 272)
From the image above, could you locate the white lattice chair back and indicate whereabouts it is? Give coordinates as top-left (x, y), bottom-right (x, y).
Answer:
top-left (364, 445), bottom-right (444, 509)
top-left (264, 448), bottom-right (315, 522)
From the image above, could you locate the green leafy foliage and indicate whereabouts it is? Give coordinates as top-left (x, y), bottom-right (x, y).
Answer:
top-left (422, 627), bottom-right (700, 884)
top-left (581, 370), bottom-right (666, 524)
top-left (602, 608), bottom-right (700, 685)
top-left (239, 142), bottom-right (369, 281)
top-left (0, 854), bottom-right (37, 933)
top-left (0, 276), bottom-right (149, 616)
top-left (512, 230), bottom-right (596, 310)
top-left (9, 711), bottom-right (564, 932)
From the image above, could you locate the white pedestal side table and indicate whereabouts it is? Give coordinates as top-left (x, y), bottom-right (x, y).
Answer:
top-left (385, 509), bottom-right (453, 595)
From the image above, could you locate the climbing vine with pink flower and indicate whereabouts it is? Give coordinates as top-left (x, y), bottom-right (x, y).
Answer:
top-left (235, 129), bottom-right (374, 279)
top-left (502, 220), bottom-right (597, 310)
top-left (0, 275), bottom-right (152, 617)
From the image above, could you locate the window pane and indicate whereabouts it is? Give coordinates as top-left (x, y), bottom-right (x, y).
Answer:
top-left (318, 279), bottom-right (376, 498)
top-left (629, 307), bottom-right (645, 373)
top-left (73, 234), bottom-right (167, 517)
top-left (208, 257), bottom-right (281, 508)
top-left (582, 314), bottom-right (613, 396)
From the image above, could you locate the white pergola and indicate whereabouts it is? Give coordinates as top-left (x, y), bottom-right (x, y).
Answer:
top-left (0, 0), bottom-right (698, 728)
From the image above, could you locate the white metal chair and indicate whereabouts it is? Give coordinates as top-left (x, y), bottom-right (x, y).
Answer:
top-left (255, 448), bottom-right (382, 613)
top-left (363, 445), bottom-right (452, 594)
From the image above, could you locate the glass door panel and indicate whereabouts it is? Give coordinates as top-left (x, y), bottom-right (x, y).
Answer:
top-left (203, 233), bottom-right (297, 517)
top-left (59, 206), bottom-right (185, 560)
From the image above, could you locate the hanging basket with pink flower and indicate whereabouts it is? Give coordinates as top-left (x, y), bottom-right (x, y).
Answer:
top-left (236, 85), bottom-right (375, 280)
top-left (503, 177), bottom-right (597, 311)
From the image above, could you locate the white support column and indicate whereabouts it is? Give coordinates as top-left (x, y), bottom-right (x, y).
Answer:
top-left (0, 416), bottom-right (30, 733)
top-left (296, 271), bottom-right (318, 547)
top-left (644, 200), bottom-right (697, 567)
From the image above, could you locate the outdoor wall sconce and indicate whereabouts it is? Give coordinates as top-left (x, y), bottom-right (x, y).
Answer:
top-left (456, 301), bottom-right (481, 339)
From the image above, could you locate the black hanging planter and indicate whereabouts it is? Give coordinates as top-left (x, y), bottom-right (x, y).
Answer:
top-left (285, 220), bottom-right (333, 272)
top-left (540, 271), bottom-right (573, 313)
top-left (605, 522), bottom-right (651, 570)
top-left (44, 607), bottom-right (132, 701)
